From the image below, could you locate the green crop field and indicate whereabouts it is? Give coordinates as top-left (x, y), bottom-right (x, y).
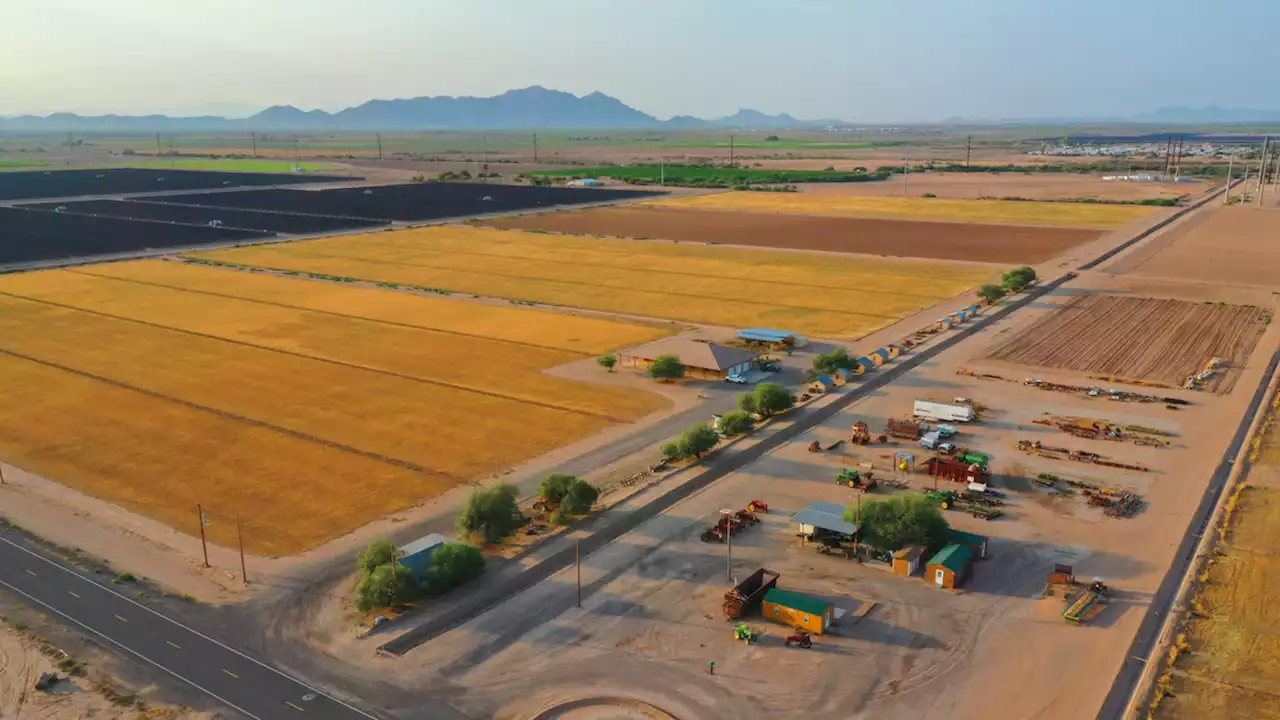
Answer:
top-left (0, 161), bottom-right (47, 169)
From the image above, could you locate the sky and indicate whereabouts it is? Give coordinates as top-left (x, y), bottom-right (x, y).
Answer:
top-left (5, 0), bottom-right (1279, 121)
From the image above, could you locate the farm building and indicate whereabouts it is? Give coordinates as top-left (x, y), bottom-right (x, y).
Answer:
top-left (892, 545), bottom-right (927, 578)
top-left (833, 367), bottom-right (856, 384)
top-left (737, 328), bottom-right (809, 349)
top-left (926, 543), bottom-right (975, 589)
top-left (948, 528), bottom-right (989, 559)
top-left (617, 338), bottom-right (759, 381)
top-left (396, 533), bottom-right (449, 582)
top-left (808, 376), bottom-right (837, 394)
top-left (792, 501), bottom-right (858, 539)
top-left (853, 357), bottom-right (876, 374)
top-left (761, 588), bottom-right (835, 635)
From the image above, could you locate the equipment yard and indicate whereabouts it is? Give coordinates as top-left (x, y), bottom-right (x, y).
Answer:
top-left (193, 224), bottom-right (995, 338)
top-left (481, 205), bottom-right (1104, 264)
top-left (985, 294), bottom-right (1270, 393)
top-left (645, 192), bottom-right (1159, 228)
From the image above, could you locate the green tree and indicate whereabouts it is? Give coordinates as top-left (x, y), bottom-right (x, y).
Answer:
top-left (562, 480), bottom-right (600, 515)
top-left (355, 562), bottom-right (419, 611)
top-left (357, 539), bottom-right (398, 575)
top-left (844, 494), bottom-right (950, 552)
top-left (538, 473), bottom-right (579, 505)
top-left (457, 484), bottom-right (522, 544)
top-left (717, 410), bottom-right (754, 436)
top-left (597, 355), bottom-right (617, 373)
top-left (812, 348), bottom-right (856, 376)
top-left (423, 542), bottom-right (485, 595)
top-left (661, 442), bottom-right (685, 462)
top-left (750, 382), bottom-right (796, 418)
top-left (648, 355), bottom-right (685, 382)
top-left (678, 423), bottom-right (720, 459)
top-left (737, 392), bottom-right (758, 415)
top-left (1001, 266), bottom-right (1037, 293)
top-left (977, 283), bottom-right (1006, 303)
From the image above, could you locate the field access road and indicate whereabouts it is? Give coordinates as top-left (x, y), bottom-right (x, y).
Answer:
top-left (0, 533), bottom-right (379, 720)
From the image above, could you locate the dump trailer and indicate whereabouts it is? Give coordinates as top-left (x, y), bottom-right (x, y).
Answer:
top-left (914, 400), bottom-right (975, 423)
top-left (886, 418), bottom-right (923, 440)
top-left (723, 568), bottom-right (780, 619)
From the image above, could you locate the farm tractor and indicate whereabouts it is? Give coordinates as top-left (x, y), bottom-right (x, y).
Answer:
top-left (785, 630), bottom-right (813, 649)
top-left (836, 469), bottom-right (877, 492)
top-left (733, 623), bottom-right (758, 644)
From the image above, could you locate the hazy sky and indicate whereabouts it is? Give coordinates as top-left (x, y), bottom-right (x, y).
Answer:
top-left (5, 0), bottom-right (1278, 120)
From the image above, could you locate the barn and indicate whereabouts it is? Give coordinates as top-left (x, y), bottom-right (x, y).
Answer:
top-left (617, 338), bottom-right (759, 381)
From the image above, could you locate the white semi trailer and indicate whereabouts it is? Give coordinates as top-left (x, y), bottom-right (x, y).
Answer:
top-left (913, 400), bottom-right (975, 423)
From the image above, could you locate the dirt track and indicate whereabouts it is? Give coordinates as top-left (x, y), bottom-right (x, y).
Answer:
top-left (986, 294), bottom-right (1269, 392)
top-left (481, 206), bottom-right (1101, 264)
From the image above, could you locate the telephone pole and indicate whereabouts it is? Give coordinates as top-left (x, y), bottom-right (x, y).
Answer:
top-left (532, 132), bottom-right (539, 163)
top-left (376, 132), bottom-right (383, 161)
top-left (236, 517), bottom-right (248, 585)
top-left (965, 135), bottom-right (972, 167)
top-left (1257, 137), bottom-right (1270, 207)
top-left (197, 504), bottom-right (210, 568)
top-left (250, 132), bottom-right (257, 157)
top-left (729, 134), bottom-right (735, 167)
top-left (1224, 154), bottom-right (1234, 204)
top-left (155, 132), bottom-right (162, 155)
top-left (575, 540), bottom-right (582, 607)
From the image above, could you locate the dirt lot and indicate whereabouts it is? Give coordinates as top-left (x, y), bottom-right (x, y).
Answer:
top-left (796, 172), bottom-right (1209, 202)
top-left (985, 294), bottom-right (1271, 393)
top-left (481, 206), bottom-right (1102, 264)
top-left (366, 267), bottom-right (1280, 720)
top-left (1106, 205), bottom-right (1280, 288)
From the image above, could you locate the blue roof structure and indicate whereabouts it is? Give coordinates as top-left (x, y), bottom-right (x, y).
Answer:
top-left (856, 357), bottom-right (876, 370)
top-left (792, 501), bottom-right (858, 536)
top-left (738, 328), bottom-right (796, 342)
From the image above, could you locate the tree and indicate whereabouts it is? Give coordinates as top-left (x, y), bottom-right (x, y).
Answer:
top-left (648, 355), bottom-right (685, 382)
top-left (357, 539), bottom-right (398, 575)
top-left (737, 392), bottom-right (758, 415)
top-left (812, 348), bottom-right (856, 376)
top-left (844, 494), bottom-right (950, 552)
top-left (597, 355), bottom-right (617, 373)
top-left (750, 382), bottom-right (796, 418)
top-left (1001, 266), bottom-right (1037, 293)
top-left (661, 442), bottom-right (685, 462)
top-left (562, 480), bottom-right (600, 515)
top-left (977, 283), bottom-right (1006, 304)
top-left (423, 542), bottom-right (485, 595)
top-left (355, 560), bottom-right (419, 611)
top-left (457, 484), bottom-right (522, 544)
top-left (677, 423), bottom-right (720, 459)
top-left (538, 473), bottom-right (578, 505)
top-left (717, 410), bottom-right (754, 436)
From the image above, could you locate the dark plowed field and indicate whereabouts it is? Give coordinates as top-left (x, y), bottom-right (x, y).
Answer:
top-left (155, 182), bottom-right (660, 222)
top-left (481, 205), bottom-right (1103, 263)
top-left (0, 168), bottom-right (351, 201)
top-left (24, 200), bottom-right (388, 234)
top-left (0, 207), bottom-right (270, 265)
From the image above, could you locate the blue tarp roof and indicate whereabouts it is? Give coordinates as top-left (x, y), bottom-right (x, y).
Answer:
top-left (856, 357), bottom-right (876, 369)
top-left (870, 348), bottom-right (890, 359)
top-left (739, 328), bottom-right (796, 342)
top-left (792, 501), bottom-right (858, 535)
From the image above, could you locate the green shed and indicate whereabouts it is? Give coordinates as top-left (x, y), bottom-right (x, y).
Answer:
top-left (761, 588), bottom-right (834, 635)
top-left (926, 543), bottom-right (975, 589)
top-left (948, 529), bottom-right (988, 559)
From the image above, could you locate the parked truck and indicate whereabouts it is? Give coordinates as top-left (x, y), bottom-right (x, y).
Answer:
top-left (886, 418), bottom-right (923, 440)
top-left (920, 431), bottom-right (956, 453)
top-left (914, 400), bottom-right (976, 423)
top-left (723, 568), bottom-right (780, 619)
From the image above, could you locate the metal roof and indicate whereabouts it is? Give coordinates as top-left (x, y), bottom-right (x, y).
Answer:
top-left (399, 533), bottom-right (449, 558)
top-left (739, 328), bottom-right (797, 341)
top-left (620, 337), bottom-right (759, 371)
top-left (764, 588), bottom-right (832, 616)
top-left (791, 502), bottom-right (857, 535)
top-left (927, 543), bottom-right (975, 573)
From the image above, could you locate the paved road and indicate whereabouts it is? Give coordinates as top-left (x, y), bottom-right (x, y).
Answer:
top-left (0, 534), bottom-right (378, 720)
top-left (1097, 344), bottom-right (1280, 720)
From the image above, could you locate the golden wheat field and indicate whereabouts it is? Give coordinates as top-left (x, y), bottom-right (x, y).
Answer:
top-left (645, 192), bottom-right (1156, 228)
top-left (1161, 486), bottom-right (1280, 720)
top-left (194, 226), bottom-right (994, 338)
top-left (0, 264), bottom-right (670, 555)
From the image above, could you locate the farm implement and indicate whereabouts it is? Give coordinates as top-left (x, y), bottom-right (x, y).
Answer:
top-left (723, 568), bottom-right (779, 619)
top-left (1063, 580), bottom-right (1110, 624)
top-left (1032, 415), bottom-right (1171, 447)
top-left (957, 367), bottom-right (1190, 406)
top-left (920, 488), bottom-right (1004, 520)
top-left (700, 507), bottom-right (762, 543)
top-left (1033, 474), bottom-right (1143, 517)
top-left (1015, 440), bottom-right (1150, 472)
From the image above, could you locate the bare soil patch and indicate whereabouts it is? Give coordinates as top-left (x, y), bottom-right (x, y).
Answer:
top-left (1106, 206), bottom-right (1280, 287)
top-left (985, 294), bottom-right (1270, 392)
top-left (481, 205), bottom-right (1100, 264)
top-left (794, 172), bottom-right (1207, 202)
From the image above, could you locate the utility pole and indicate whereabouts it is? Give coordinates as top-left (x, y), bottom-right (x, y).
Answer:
top-left (729, 134), bottom-right (735, 167)
top-left (660, 157), bottom-right (665, 186)
top-left (532, 132), bottom-right (539, 163)
top-left (197, 504), bottom-right (210, 568)
top-left (292, 135), bottom-right (299, 171)
top-left (1257, 137), bottom-right (1270, 207)
top-left (903, 157), bottom-right (909, 197)
top-left (575, 540), bottom-right (581, 607)
top-left (721, 509), bottom-right (734, 581)
top-left (155, 132), bottom-right (162, 155)
top-left (236, 517), bottom-right (248, 585)
top-left (1224, 154), bottom-right (1234, 204)
top-left (0, 464), bottom-right (6, 485)
top-left (965, 135), bottom-right (972, 168)
top-left (250, 132), bottom-right (257, 157)
top-left (376, 132), bottom-right (383, 161)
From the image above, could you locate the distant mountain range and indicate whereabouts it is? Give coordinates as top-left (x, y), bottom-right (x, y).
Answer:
top-left (0, 87), bottom-right (826, 133)
top-left (4, 89), bottom-right (1278, 132)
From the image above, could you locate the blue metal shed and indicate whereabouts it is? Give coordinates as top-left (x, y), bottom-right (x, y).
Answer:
top-left (397, 533), bottom-right (449, 581)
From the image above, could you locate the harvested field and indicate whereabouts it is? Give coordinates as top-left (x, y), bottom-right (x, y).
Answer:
top-left (194, 225), bottom-right (995, 338)
top-left (1107, 206), bottom-right (1280, 288)
top-left (481, 205), bottom-right (1101, 263)
top-left (1158, 487), bottom-right (1280, 720)
top-left (985, 294), bottom-right (1269, 392)
top-left (0, 263), bottom-right (668, 554)
top-left (647, 192), bottom-right (1156, 228)
top-left (794, 172), bottom-right (1206, 202)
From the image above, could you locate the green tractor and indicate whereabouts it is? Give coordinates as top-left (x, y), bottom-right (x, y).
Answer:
top-left (733, 623), bottom-right (757, 644)
top-left (836, 469), bottom-right (878, 492)
top-left (921, 488), bottom-right (961, 510)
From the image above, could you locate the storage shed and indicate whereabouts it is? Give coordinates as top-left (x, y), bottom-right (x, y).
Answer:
top-left (807, 376), bottom-right (836, 394)
top-left (833, 367), bottom-right (856, 384)
top-left (854, 357), bottom-right (876, 375)
top-left (892, 545), bottom-right (927, 578)
top-left (926, 543), bottom-right (975, 589)
top-left (762, 588), bottom-right (834, 635)
top-left (948, 529), bottom-right (989, 559)
top-left (396, 533), bottom-right (449, 582)
top-left (792, 501), bottom-right (858, 539)
top-left (869, 348), bottom-right (890, 366)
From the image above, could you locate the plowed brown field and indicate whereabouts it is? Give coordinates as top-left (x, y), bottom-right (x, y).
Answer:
top-left (480, 206), bottom-right (1101, 264)
top-left (1107, 206), bottom-right (1280, 287)
top-left (985, 295), bottom-right (1269, 392)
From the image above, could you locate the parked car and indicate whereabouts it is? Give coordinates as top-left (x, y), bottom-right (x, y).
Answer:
top-left (759, 360), bottom-right (782, 372)
top-left (726, 373), bottom-right (748, 384)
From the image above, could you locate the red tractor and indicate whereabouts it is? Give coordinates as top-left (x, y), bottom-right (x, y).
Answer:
top-left (747, 500), bottom-right (769, 513)
top-left (785, 630), bottom-right (813, 649)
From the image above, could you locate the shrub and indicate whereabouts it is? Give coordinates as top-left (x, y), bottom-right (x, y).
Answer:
top-left (457, 484), bottom-right (522, 544)
top-left (538, 473), bottom-right (579, 505)
top-left (677, 423), bottom-right (720, 459)
top-left (355, 562), bottom-right (419, 611)
top-left (424, 542), bottom-right (485, 595)
top-left (717, 410), bottom-right (754, 436)
top-left (562, 480), bottom-right (600, 515)
top-left (977, 283), bottom-right (1006, 303)
top-left (648, 355), bottom-right (685, 381)
top-left (112, 572), bottom-right (136, 584)
top-left (661, 442), bottom-right (685, 462)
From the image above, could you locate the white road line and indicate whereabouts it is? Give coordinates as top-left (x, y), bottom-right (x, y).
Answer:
top-left (166, 640), bottom-right (181, 649)
top-left (287, 701), bottom-right (306, 712)
top-left (223, 669), bottom-right (240, 679)
top-left (0, 535), bottom-right (377, 719)
top-left (114, 614), bottom-right (129, 623)
top-left (68, 591), bottom-right (80, 598)
top-left (0, 576), bottom-right (263, 720)
top-left (25, 569), bottom-right (36, 576)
